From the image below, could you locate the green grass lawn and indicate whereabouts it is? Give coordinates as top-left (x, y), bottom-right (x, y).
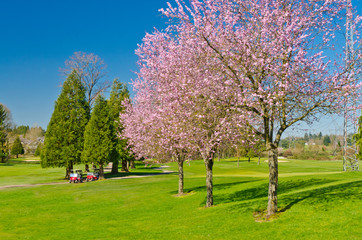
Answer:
top-left (0, 158), bottom-right (361, 239)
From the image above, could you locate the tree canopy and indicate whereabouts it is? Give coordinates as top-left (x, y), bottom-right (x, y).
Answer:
top-left (108, 79), bottom-right (133, 173)
top-left (82, 95), bottom-right (113, 179)
top-left (123, 0), bottom-right (362, 215)
top-left (61, 51), bottom-right (110, 108)
top-left (11, 136), bottom-right (24, 158)
top-left (41, 71), bottom-right (90, 178)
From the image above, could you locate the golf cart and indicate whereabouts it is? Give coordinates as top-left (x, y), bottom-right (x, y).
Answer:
top-left (86, 168), bottom-right (100, 182)
top-left (69, 169), bottom-right (83, 183)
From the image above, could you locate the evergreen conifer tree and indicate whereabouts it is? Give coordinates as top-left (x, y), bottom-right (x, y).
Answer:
top-left (11, 136), bottom-right (24, 158)
top-left (108, 79), bottom-right (133, 174)
top-left (82, 95), bottom-right (113, 179)
top-left (323, 135), bottom-right (331, 146)
top-left (41, 71), bottom-right (90, 178)
top-left (0, 105), bottom-right (7, 162)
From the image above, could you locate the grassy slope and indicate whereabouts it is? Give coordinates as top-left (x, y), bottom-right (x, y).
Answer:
top-left (0, 159), bottom-right (360, 240)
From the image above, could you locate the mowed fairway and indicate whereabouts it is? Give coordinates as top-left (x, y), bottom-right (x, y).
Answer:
top-left (0, 159), bottom-right (361, 240)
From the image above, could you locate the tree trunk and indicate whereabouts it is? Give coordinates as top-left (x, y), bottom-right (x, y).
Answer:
top-left (111, 159), bottom-right (119, 174)
top-left (177, 158), bottom-right (184, 195)
top-left (99, 164), bottom-right (105, 180)
top-left (267, 145), bottom-right (278, 216)
top-left (130, 160), bottom-right (135, 169)
top-left (65, 161), bottom-right (73, 179)
top-left (205, 157), bottom-right (214, 207)
top-left (258, 155), bottom-right (261, 165)
top-left (121, 159), bottom-right (128, 172)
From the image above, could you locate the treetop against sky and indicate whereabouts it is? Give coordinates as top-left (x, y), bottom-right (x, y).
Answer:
top-left (0, 0), bottom-right (361, 133)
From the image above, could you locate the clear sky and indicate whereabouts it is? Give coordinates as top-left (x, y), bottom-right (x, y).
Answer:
top-left (0, 0), bottom-right (361, 135)
top-left (0, 0), bottom-right (168, 129)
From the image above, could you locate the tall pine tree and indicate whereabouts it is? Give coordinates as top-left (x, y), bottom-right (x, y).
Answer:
top-left (0, 105), bottom-right (8, 162)
top-left (82, 95), bottom-right (113, 179)
top-left (41, 71), bottom-right (90, 178)
top-left (108, 79), bottom-right (133, 174)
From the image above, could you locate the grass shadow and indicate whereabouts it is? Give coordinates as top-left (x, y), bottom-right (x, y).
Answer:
top-left (225, 160), bottom-right (251, 163)
top-left (279, 180), bottom-right (362, 212)
top-left (214, 178), bottom-right (337, 205)
top-left (0, 163), bottom-right (15, 166)
top-left (179, 180), bottom-right (260, 195)
top-left (172, 180), bottom-right (260, 201)
top-left (104, 171), bottom-right (175, 179)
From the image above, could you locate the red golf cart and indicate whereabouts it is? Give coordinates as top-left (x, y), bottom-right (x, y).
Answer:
top-left (86, 168), bottom-right (100, 182)
top-left (69, 169), bottom-right (83, 183)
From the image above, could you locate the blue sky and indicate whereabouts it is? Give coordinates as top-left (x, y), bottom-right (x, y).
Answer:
top-left (0, 0), bottom-right (361, 135)
top-left (0, 0), bottom-right (168, 129)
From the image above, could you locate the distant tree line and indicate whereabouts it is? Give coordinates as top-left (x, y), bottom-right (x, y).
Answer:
top-left (0, 103), bottom-right (47, 161)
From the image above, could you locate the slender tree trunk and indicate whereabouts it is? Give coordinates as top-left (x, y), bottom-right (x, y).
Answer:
top-left (258, 155), bottom-right (261, 165)
top-left (130, 160), bottom-right (135, 169)
top-left (205, 156), bottom-right (214, 208)
top-left (65, 161), bottom-right (73, 179)
top-left (267, 144), bottom-right (278, 216)
top-left (111, 159), bottom-right (119, 174)
top-left (177, 157), bottom-right (184, 195)
top-left (99, 164), bottom-right (105, 180)
top-left (121, 159), bottom-right (128, 172)
top-left (65, 168), bottom-right (70, 179)
top-left (217, 148), bottom-right (220, 162)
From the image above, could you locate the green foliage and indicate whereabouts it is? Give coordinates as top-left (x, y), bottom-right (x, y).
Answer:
top-left (107, 79), bottom-right (134, 171)
top-left (41, 71), bottom-right (90, 169)
top-left (280, 139), bottom-right (289, 148)
top-left (34, 142), bottom-right (43, 157)
top-left (11, 136), bottom-right (24, 157)
top-left (13, 125), bottom-right (29, 135)
top-left (0, 105), bottom-right (8, 162)
top-left (323, 135), bottom-right (331, 146)
top-left (318, 132), bottom-right (323, 140)
top-left (354, 110), bottom-right (362, 160)
top-left (0, 105), bottom-right (6, 126)
top-left (304, 133), bottom-right (309, 141)
top-left (82, 95), bottom-right (113, 167)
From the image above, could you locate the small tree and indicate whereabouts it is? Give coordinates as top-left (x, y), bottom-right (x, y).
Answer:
top-left (11, 136), bottom-right (24, 158)
top-left (82, 96), bottom-right (113, 179)
top-left (323, 135), bottom-right (331, 146)
top-left (34, 142), bottom-right (43, 157)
